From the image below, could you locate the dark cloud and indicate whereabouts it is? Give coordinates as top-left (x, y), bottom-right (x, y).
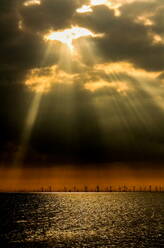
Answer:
top-left (0, 0), bottom-right (164, 167)
top-left (120, 0), bottom-right (164, 19)
top-left (0, 0), bottom-right (58, 87)
top-left (158, 72), bottom-right (164, 80)
top-left (75, 5), bottom-right (116, 33)
top-left (23, 70), bottom-right (164, 165)
top-left (151, 6), bottom-right (164, 35)
top-left (20, 0), bottom-right (85, 32)
top-left (75, 4), bottom-right (164, 72)
top-left (1, 74), bottom-right (164, 166)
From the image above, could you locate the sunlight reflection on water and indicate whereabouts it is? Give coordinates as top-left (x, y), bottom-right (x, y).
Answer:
top-left (0, 193), bottom-right (164, 247)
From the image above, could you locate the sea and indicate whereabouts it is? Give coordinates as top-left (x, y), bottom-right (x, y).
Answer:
top-left (0, 192), bottom-right (164, 248)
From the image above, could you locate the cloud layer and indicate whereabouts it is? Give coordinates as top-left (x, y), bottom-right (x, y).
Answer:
top-left (0, 0), bottom-right (164, 167)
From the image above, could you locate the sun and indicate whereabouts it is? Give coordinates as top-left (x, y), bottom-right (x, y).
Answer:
top-left (90, 0), bottom-right (108, 6)
top-left (23, 0), bottom-right (40, 6)
top-left (45, 27), bottom-right (97, 52)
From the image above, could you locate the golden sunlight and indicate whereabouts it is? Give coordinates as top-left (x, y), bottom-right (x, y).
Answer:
top-left (76, 0), bottom-right (113, 14)
top-left (23, 0), bottom-right (40, 6)
top-left (76, 5), bottom-right (93, 13)
top-left (85, 80), bottom-right (109, 92)
top-left (45, 27), bottom-right (97, 52)
top-left (90, 0), bottom-right (108, 6)
top-left (25, 66), bottom-right (75, 92)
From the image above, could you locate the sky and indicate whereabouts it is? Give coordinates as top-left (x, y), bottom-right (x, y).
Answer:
top-left (0, 0), bottom-right (164, 190)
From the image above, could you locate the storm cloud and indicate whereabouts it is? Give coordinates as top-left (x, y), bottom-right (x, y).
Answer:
top-left (0, 0), bottom-right (164, 167)
top-left (75, 4), bottom-right (164, 71)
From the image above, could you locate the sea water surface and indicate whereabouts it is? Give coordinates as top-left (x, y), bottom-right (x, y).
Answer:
top-left (0, 193), bottom-right (164, 247)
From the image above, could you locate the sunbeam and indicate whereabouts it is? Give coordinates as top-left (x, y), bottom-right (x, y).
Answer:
top-left (1, 3), bottom-right (164, 247)
top-left (13, 91), bottom-right (43, 167)
top-left (1, 0), bottom-right (164, 195)
top-left (45, 26), bottom-right (103, 56)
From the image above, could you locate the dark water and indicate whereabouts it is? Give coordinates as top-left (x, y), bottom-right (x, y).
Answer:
top-left (0, 193), bottom-right (164, 248)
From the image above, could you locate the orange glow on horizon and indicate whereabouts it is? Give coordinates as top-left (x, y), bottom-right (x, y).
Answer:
top-left (0, 165), bottom-right (164, 192)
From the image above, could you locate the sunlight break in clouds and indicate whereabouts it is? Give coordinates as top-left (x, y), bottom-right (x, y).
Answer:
top-left (77, 0), bottom-right (112, 14)
top-left (76, 5), bottom-right (93, 13)
top-left (45, 27), bottom-right (101, 52)
top-left (91, 0), bottom-right (108, 5)
top-left (23, 0), bottom-right (40, 6)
